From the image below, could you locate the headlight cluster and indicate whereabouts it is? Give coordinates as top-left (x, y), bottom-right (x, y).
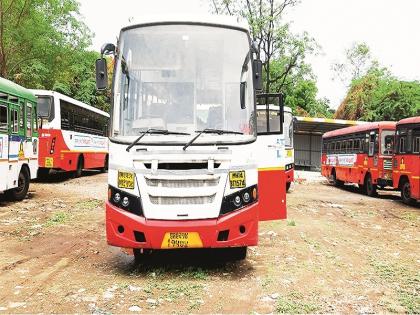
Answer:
top-left (108, 185), bottom-right (143, 216)
top-left (285, 163), bottom-right (294, 171)
top-left (220, 185), bottom-right (258, 216)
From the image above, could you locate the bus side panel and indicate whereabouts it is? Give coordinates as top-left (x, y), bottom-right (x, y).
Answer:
top-left (257, 169), bottom-right (287, 221)
top-left (83, 152), bottom-right (107, 169)
top-left (407, 155), bottom-right (420, 200)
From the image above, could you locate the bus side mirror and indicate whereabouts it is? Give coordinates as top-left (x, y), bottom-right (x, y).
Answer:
top-left (253, 59), bottom-right (263, 92)
top-left (96, 58), bottom-right (108, 91)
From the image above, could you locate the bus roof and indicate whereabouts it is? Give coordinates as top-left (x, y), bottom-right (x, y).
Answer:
top-left (397, 116), bottom-right (420, 126)
top-left (30, 90), bottom-right (110, 118)
top-left (323, 121), bottom-right (396, 139)
top-left (0, 77), bottom-right (36, 102)
top-left (121, 15), bottom-right (249, 32)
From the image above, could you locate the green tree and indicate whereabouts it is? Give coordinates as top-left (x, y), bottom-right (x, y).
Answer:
top-left (211, 0), bottom-right (330, 117)
top-left (335, 66), bottom-right (420, 121)
top-left (0, 0), bottom-right (110, 111)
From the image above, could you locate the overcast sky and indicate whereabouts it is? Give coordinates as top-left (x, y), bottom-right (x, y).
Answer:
top-left (79, 0), bottom-right (420, 109)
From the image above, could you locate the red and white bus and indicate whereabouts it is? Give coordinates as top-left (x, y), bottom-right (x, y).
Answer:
top-left (393, 116), bottom-right (420, 204)
top-left (95, 16), bottom-right (286, 261)
top-left (32, 90), bottom-right (109, 177)
top-left (321, 122), bottom-right (396, 196)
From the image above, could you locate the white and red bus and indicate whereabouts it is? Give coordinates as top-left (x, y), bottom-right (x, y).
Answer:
top-left (32, 90), bottom-right (109, 177)
top-left (0, 78), bottom-right (38, 201)
top-left (321, 122), bottom-right (396, 196)
top-left (393, 116), bottom-right (420, 204)
top-left (95, 16), bottom-right (286, 261)
top-left (256, 94), bottom-right (294, 193)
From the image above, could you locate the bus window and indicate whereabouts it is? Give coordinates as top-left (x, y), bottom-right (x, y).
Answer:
top-left (26, 104), bottom-right (32, 138)
top-left (0, 105), bottom-right (7, 132)
top-left (381, 130), bottom-right (394, 155)
top-left (368, 133), bottom-right (375, 156)
top-left (413, 136), bottom-right (420, 154)
top-left (399, 136), bottom-right (406, 153)
top-left (11, 109), bottom-right (18, 133)
top-left (37, 96), bottom-right (54, 127)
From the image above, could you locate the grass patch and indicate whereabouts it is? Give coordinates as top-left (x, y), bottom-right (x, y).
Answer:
top-left (179, 267), bottom-right (208, 280)
top-left (287, 220), bottom-right (296, 226)
top-left (45, 211), bottom-right (70, 227)
top-left (371, 260), bottom-right (419, 313)
top-left (275, 293), bottom-right (319, 314)
top-left (76, 199), bottom-right (103, 210)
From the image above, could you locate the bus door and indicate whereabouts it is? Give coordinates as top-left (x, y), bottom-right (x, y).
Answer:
top-left (0, 102), bottom-right (9, 191)
top-left (256, 93), bottom-right (287, 221)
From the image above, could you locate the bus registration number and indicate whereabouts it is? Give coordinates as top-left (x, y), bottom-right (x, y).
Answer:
top-left (229, 170), bottom-right (246, 188)
top-left (118, 171), bottom-right (135, 189)
top-left (45, 157), bottom-right (54, 168)
top-left (161, 232), bottom-right (203, 249)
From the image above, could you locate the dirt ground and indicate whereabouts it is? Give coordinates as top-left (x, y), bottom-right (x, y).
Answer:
top-left (0, 171), bottom-right (418, 314)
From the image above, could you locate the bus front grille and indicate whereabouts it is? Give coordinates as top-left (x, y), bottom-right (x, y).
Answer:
top-left (384, 159), bottom-right (393, 170)
top-left (145, 177), bottom-right (220, 188)
top-left (149, 195), bottom-right (216, 205)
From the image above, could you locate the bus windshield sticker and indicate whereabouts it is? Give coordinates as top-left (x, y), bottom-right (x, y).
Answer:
top-left (118, 171), bottom-right (135, 189)
top-left (229, 170), bottom-right (246, 189)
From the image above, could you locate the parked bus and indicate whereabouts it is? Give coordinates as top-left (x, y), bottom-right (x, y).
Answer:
top-left (321, 122), bottom-right (396, 196)
top-left (32, 90), bottom-right (109, 177)
top-left (95, 16), bottom-right (286, 261)
top-left (393, 117), bottom-right (420, 204)
top-left (256, 94), bottom-right (294, 192)
top-left (0, 78), bottom-right (38, 200)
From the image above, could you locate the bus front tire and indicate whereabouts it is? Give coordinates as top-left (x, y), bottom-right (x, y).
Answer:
top-left (331, 170), bottom-right (344, 187)
top-left (286, 182), bottom-right (291, 193)
top-left (364, 174), bottom-right (377, 197)
top-left (6, 167), bottom-right (30, 201)
top-left (75, 156), bottom-right (84, 178)
top-left (401, 180), bottom-right (415, 205)
top-left (101, 155), bottom-right (109, 173)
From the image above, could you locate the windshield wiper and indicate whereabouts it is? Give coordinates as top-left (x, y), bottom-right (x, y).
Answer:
top-left (182, 129), bottom-right (243, 151)
top-left (126, 128), bottom-right (190, 152)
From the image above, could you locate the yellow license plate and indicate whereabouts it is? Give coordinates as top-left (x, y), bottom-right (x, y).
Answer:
top-left (286, 149), bottom-right (293, 158)
top-left (161, 232), bottom-right (203, 249)
top-left (229, 170), bottom-right (246, 188)
top-left (45, 157), bottom-right (54, 168)
top-left (118, 171), bottom-right (135, 189)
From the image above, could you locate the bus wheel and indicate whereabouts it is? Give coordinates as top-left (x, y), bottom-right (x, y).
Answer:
top-left (101, 155), bottom-right (109, 173)
top-left (364, 174), bottom-right (377, 197)
top-left (331, 170), bottom-right (343, 187)
top-left (401, 180), bottom-right (414, 205)
top-left (7, 167), bottom-right (30, 201)
top-left (75, 156), bottom-right (84, 178)
top-left (286, 182), bottom-right (291, 192)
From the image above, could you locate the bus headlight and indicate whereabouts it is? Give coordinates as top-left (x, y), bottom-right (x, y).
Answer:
top-left (113, 193), bottom-right (121, 203)
top-left (122, 197), bottom-right (129, 207)
top-left (108, 185), bottom-right (143, 216)
top-left (220, 185), bottom-right (258, 216)
top-left (234, 196), bottom-right (242, 207)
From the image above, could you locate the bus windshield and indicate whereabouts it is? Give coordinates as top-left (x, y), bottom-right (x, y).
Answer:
top-left (113, 24), bottom-right (256, 144)
top-left (284, 111), bottom-right (293, 148)
top-left (381, 130), bottom-right (394, 155)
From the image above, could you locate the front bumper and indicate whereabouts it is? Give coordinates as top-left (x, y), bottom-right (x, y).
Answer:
top-left (106, 201), bottom-right (259, 249)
